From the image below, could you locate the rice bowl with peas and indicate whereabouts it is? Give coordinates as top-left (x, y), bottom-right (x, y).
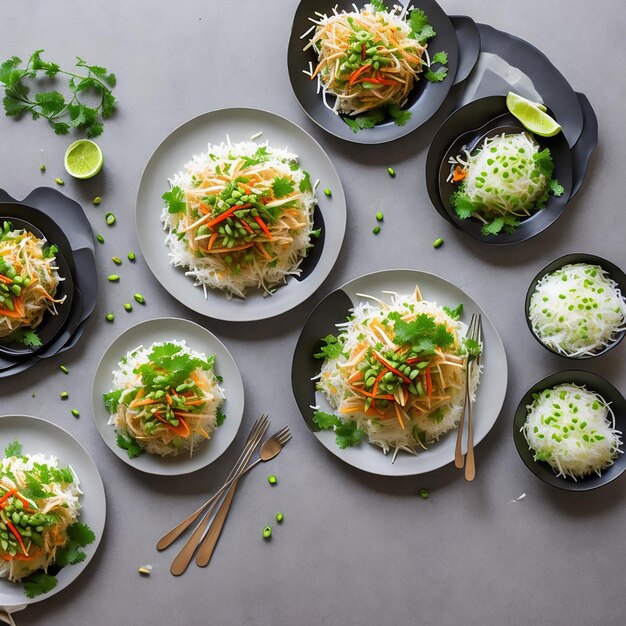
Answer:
top-left (161, 140), bottom-right (317, 299)
top-left (313, 287), bottom-right (482, 459)
top-left (103, 340), bottom-right (226, 459)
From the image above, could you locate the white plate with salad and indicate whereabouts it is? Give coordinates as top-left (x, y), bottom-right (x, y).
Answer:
top-left (91, 317), bottom-right (244, 476)
top-left (136, 107), bottom-right (346, 321)
top-left (0, 415), bottom-right (105, 606)
top-left (292, 269), bottom-right (508, 476)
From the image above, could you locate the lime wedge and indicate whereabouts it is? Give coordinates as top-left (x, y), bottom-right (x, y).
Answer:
top-left (506, 91), bottom-right (561, 137)
top-left (64, 140), bottom-right (104, 179)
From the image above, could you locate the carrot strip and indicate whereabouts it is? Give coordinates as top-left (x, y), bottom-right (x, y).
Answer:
top-left (0, 489), bottom-right (17, 506)
top-left (184, 399), bottom-right (206, 407)
top-left (425, 367), bottom-right (433, 396)
top-left (253, 216), bottom-right (273, 239)
top-left (349, 63), bottom-right (370, 85)
top-left (154, 411), bottom-right (190, 438)
top-left (239, 219), bottom-right (254, 234)
top-left (207, 232), bottom-right (219, 251)
top-left (452, 166), bottom-right (467, 182)
top-left (6, 521), bottom-right (28, 556)
top-left (255, 243), bottom-right (272, 261)
top-left (0, 275), bottom-right (12, 284)
top-left (13, 297), bottom-right (24, 318)
top-left (198, 203), bottom-right (210, 215)
top-left (348, 385), bottom-right (394, 400)
top-left (371, 351), bottom-right (411, 383)
top-left (0, 307), bottom-right (22, 319)
top-left (394, 403), bottom-right (406, 430)
top-left (205, 204), bottom-right (251, 229)
top-left (130, 398), bottom-right (157, 409)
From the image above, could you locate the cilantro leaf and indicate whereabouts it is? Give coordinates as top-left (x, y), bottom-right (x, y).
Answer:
top-left (116, 432), bottom-right (143, 459)
top-left (425, 67), bottom-right (448, 83)
top-left (464, 338), bottom-right (482, 358)
top-left (55, 522), bottom-right (96, 568)
top-left (409, 9), bottom-right (436, 43)
top-left (314, 334), bottom-right (346, 360)
top-left (334, 420), bottom-right (366, 449)
top-left (389, 312), bottom-right (454, 351)
top-left (272, 177), bottom-right (294, 198)
top-left (103, 388), bottom-right (123, 413)
top-left (4, 439), bottom-right (21, 457)
top-left (20, 329), bottom-right (42, 348)
top-left (481, 218), bottom-right (505, 235)
top-left (34, 91), bottom-right (66, 117)
top-left (23, 572), bottom-right (58, 598)
top-left (299, 169), bottom-right (312, 193)
top-left (387, 104), bottom-right (412, 127)
top-left (312, 410), bottom-right (340, 430)
top-left (312, 411), bottom-right (365, 449)
top-left (443, 304), bottom-right (463, 320)
top-left (452, 191), bottom-right (475, 219)
top-left (162, 186), bottom-right (186, 214)
top-left (216, 410), bottom-right (226, 426)
top-left (549, 178), bottom-right (564, 196)
top-left (431, 51), bottom-right (448, 65)
top-left (342, 107), bottom-right (385, 133)
top-left (22, 472), bottom-right (47, 500)
top-left (67, 522), bottom-right (96, 547)
top-left (240, 146), bottom-right (270, 168)
top-left (533, 148), bottom-right (555, 179)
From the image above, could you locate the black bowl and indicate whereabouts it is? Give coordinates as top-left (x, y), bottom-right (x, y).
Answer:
top-left (513, 370), bottom-right (626, 492)
top-left (0, 216), bottom-right (74, 358)
top-left (525, 253), bottom-right (626, 359)
top-left (288, 0), bottom-right (459, 144)
top-left (426, 95), bottom-right (573, 245)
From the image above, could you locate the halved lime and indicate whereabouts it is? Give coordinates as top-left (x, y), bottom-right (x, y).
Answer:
top-left (64, 140), bottom-right (104, 179)
top-left (506, 91), bottom-right (561, 137)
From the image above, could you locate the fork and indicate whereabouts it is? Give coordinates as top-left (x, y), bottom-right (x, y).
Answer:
top-left (156, 413), bottom-right (269, 551)
top-left (170, 427), bottom-right (291, 575)
top-left (195, 427), bottom-right (292, 567)
top-left (464, 314), bottom-right (482, 481)
top-left (454, 314), bottom-right (479, 470)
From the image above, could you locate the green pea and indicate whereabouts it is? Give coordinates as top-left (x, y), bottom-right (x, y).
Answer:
top-left (268, 475), bottom-right (277, 485)
top-left (276, 513), bottom-right (284, 523)
top-left (14, 499), bottom-right (23, 510)
top-left (60, 391), bottom-right (69, 399)
top-left (324, 188), bottom-right (332, 197)
top-left (387, 167), bottom-right (396, 177)
top-left (124, 303), bottom-right (133, 312)
top-left (71, 409), bottom-right (80, 418)
top-left (262, 526), bottom-right (272, 539)
top-left (372, 226), bottom-right (381, 235)
top-left (40, 164), bottom-right (46, 172)
top-left (107, 274), bottom-right (120, 282)
top-left (55, 177), bottom-right (64, 186)
top-left (59, 365), bottom-right (69, 375)
top-left (419, 488), bottom-right (429, 499)
top-left (10, 284), bottom-right (21, 296)
top-left (127, 252), bottom-right (136, 262)
top-left (375, 212), bottom-right (384, 222)
top-left (92, 196), bottom-right (102, 205)
top-left (96, 234), bottom-right (105, 244)
top-left (433, 238), bottom-right (444, 248)
top-left (105, 312), bottom-right (114, 322)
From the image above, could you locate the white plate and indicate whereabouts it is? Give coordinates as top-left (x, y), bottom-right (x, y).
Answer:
top-left (136, 107), bottom-right (346, 321)
top-left (0, 415), bottom-right (106, 606)
top-left (292, 269), bottom-right (508, 476)
top-left (91, 318), bottom-right (244, 475)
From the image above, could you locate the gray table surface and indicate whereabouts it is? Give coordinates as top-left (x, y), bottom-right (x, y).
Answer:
top-left (1, 1), bottom-right (625, 624)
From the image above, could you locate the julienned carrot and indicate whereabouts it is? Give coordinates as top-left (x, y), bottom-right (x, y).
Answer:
top-left (349, 63), bottom-right (370, 85)
top-left (347, 370), bottom-right (363, 384)
top-left (6, 521), bottom-right (28, 556)
top-left (0, 489), bottom-right (17, 506)
top-left (239, 219), bottom-right (254, 234)
top-left (425, 367), bottom-right (433, 396)
top-left (207, 232), bottom-right (219, 250)
top-left (349, 385), bottom-right (394, 400)
top-left (371, 351), bottom-right (411, 383)
top-left (0, 307), bottom-right (22, 319)
top-left (238, 182), bottom-right (254, 195)
top-left (184, 399), bottom-right (206, 406)
top-left (0, 275), bottom-right (12, 284)
top-left (205, 203), bottom-right (252, 229)
top-left (253, 216), bottom-right (272, 239)
top-left (154, 412), bottom-right (191, 438)
top-left (198, 203), bottom-right (210, 215)
top-left (13, 297), bottom-right (24, 318)
top-left (130, 398), bottom-right (157, 409)
top-left (371, 370), bottom-right (386, 401)
top-left (394, 402), bottom-right (405, 430)
top-left (255, 243), bottom-right (272, 261)
top-left (166, 394), bottom-right (172, 406)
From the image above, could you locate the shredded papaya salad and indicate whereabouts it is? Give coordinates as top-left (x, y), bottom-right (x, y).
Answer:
top-left (448, 133), bottom-right (564, 236)
top-left (0, 220), bottom-right (65, 346)
top-left (313, 288), bottom-right (482, 458)
top-left (161, 140), bottom-right (316, 299)
top-left (104, 341), bottom-right (226, 458)
top-left (0, 441), bottom-right (83, 583)
top-left (302, 2), bottom-right (447, 127)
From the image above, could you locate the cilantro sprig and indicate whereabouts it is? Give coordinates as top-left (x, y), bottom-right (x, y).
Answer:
top-left (0, 50), bottom-right (117, 137)
top-left (312, 410), bottom-right (366, 449)
top-left (388, 312), bottom-right (454, 355)
top-left (314, 334), bottom-right (347, 361)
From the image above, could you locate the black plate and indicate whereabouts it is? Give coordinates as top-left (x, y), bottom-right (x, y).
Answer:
top-left (570, 93), bottom-right (598, 199)
top-left (426, 95), bottom-right (572, 245)
top-left (288, 0), bottom-right (459, 144)
top-left (449, 15), bottom-right (480, 86)
top-left (0, 216), bottom-right (74, 358)
top-left (525, 253), bottom-right (626, 359)
top-left (476, 23), bottom-right (584, 149)
top-left (0, 188), bottom-right (97, 378)
top-left (513, 370), bottom-right (626, 492)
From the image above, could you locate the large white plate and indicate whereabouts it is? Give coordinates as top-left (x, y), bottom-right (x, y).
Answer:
top-left (292, 269), bottom-right (508, 476)
top-left (136, 107), bottom-right (346, 321)
top-left (0, 415), bottom-right (106, 606)
top-left (91, 318), bottom-right (244, 475)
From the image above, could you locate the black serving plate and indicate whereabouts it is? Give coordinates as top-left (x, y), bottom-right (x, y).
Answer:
top-left (0, 215), bottom-right (74, 358)
top-left (288, 0), bottom-right (459, 144)
top-left (426, 95), bottom-right (572, 245)
top-left (525, 253), bottom-right (626, 359)
top-left (513, 370), bottom-right (626, 492)
top-left (0, 188), bottom-right (97, 378)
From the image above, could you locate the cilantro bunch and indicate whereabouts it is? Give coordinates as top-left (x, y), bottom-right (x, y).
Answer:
top-left (0, 49), bottom-right (117, 137)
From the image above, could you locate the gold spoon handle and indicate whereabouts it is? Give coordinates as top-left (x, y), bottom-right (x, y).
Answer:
top-left (465, 389), bottom-right (475, 481)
